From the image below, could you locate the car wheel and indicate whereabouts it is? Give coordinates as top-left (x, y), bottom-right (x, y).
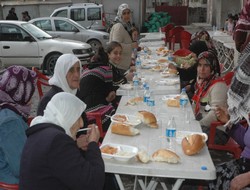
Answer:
top-left (45, 53), bottom-right (61, 75)
top-left (88, 39), bottom-right (102, 52)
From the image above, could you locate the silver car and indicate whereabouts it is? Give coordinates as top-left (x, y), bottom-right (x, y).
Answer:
top-left (0, 20), bottom-right (94, 75)
top-left (29, 17), bottom-right (109, 52)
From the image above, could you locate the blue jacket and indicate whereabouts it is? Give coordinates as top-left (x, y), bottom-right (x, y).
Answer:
top-left (0, 108), bottom-right (28, 184)
top-left (19, 123), bottom-right (105, 190)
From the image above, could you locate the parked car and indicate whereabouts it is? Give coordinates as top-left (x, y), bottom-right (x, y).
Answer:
top-left (29, 17), bottom-right (109, 52)
top-left (0, 20), bottom-right (94, 75)
top-left (50, 3), bottom-right (106, 31)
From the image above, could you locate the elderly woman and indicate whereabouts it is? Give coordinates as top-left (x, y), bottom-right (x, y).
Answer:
top-left (19, 92), bottom-right (104, 190)
top-left (109, 3), bottom-right (139, 73)
top-left (37, 53), bottom-right (89, 150)
top-left (209, 43), bottom-right (250, 190)
top-left (0, 66), bottom-right (37, 184)
top-left (192, 50), bottom-right (229, 145)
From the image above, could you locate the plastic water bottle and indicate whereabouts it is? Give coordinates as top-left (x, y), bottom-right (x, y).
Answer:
top-left (132, 48), bottom-right (137, 61)
top-left (135, 55), bottom-right (141, 72)
top-left (147, 90), bottom-right (155, 112)
top-left (143, 86), bottom-right (150, 103)
top-left (166, 116), bottom-right (176, 151)
top-left (180, 88), bottom-right (189, 110)
top-left (133, 72), bottom-right (139, 97)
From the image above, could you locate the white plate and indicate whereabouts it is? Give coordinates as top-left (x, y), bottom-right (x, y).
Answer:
top-left (100, 143), bottom-right (138, 161)
top-left (160, 71), bottom-right (177, 78)
top-left (176, 131), bottom-right (208, 144)
top-left (141, 63), bottom-right (156, 69)
top-left (120, 83), bottom-right (133, 90)
top-left (111, 114), bottom-right (141, 126)
top-left (162, 94), bottom-right (180, 101)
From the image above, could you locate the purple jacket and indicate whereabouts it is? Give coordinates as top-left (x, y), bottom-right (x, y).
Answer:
top-left (19, 123), bottom-right (105, 190)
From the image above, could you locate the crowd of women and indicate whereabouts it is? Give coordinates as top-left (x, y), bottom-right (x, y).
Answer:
top-left (0, 1), bottom-right (249, 190)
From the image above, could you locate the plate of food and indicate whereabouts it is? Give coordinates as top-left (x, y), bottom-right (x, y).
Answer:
top-left (160, 69), bottom-right (178, 78)
top-left (100, 143), bottom-right (139, 161)
top-left (176, 131), bottom-right (208, 144)
top-left (155, 79), bottom-right (179, 85)
top-left (111, 113), bottom-right (141, 126)
top-left (152, 65), bottom-right (164, 72)
top-left (120, 83), bottom-right (133, 90)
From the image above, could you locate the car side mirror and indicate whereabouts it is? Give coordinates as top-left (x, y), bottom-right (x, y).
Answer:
top-left (24, 36), bottom-right (34, 42)
top-left (73, 28), bottom-right (79, 33)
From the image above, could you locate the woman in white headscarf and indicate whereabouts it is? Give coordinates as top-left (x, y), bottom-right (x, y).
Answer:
top-left (20, 92), bottom-right (104, 190)
top-left (109, 3), bottom-right (139, 73)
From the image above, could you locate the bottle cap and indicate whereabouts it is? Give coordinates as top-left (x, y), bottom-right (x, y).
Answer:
top-left (201, 166), bottom-right (207, 170)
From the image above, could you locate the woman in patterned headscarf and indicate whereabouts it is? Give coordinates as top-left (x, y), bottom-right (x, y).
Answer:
top-left (234, 0), bottom-right (250, 52)
top-left (209, 42), bottom-right (250, 190)
top-left (192, 51), bottom-right (229, 145)
top-left (0, 65), bottom-right (37, 184)
top-left (109, 3), bottom-right (139, 73)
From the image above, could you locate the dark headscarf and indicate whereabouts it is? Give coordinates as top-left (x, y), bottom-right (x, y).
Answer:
top-left (189, 41), bottom-right (208, 56)
top-left (0, 66), bottom-right (37, 120)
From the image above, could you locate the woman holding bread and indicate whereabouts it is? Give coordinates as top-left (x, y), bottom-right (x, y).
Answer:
top-left (192, 50), bottom-right (229, 145)
top-left (209, 43), bottom-right (250, 190)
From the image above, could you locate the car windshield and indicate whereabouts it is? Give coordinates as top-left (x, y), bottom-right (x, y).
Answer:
top-left (68, 19), bottom-right (87, 30)
top-left (21, 23), bottom-right (53, 40)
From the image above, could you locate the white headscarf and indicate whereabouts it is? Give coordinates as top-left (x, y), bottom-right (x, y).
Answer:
top-left (30, 92), bottom-right (86, 137)
top-left (116, 3), bottom-right (131, 22)
top-left (49, 54), bottom-right (81, 95)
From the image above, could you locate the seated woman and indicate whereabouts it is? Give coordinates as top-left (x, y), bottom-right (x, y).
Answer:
top-left (0, 66), bottom-right (37, 184)
top-left (77, 47), bottom-right (116, 132)
top-left (19, 92), bottom-right (105, 190)
top-left (209, 43), bottom-right (250, 190)
top-left (192, 50), bottom-right (229, 145)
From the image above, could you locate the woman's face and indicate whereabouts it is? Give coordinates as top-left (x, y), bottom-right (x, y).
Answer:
top-left (70, 117), bottom-right (84, 140)
top-left (66, 62), bottom-right (81, 89)
top-left (121, 9), bottom-right (131, 23)
top-left (197, 59), bottom-right (212, 79)
top-left (108, 46), bottom-right (122, 65)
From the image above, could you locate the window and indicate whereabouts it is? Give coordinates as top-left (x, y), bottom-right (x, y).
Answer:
top-left (53, 9), bottom-right (67, 18)
top-left (33, 20), bottom-right (52, 31)
top-left (71, 8), bottom-right (85, 21)
top-left (54, 20), bottom-right (77, 31)
top-left (87, 7), bottom-right (101, 20)
top-left (0, 24), bottom-right (25, 41)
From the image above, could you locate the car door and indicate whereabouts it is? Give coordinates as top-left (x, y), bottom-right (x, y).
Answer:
top-left (0, 23), bottom-right (40, 68)
top-left (53, 19), bottom-right (87, 42)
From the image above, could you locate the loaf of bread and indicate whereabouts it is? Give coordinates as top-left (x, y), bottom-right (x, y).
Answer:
top-left (166, 98), bottom-right (180, 107)
top-left (152, 149), bottom-right (180, 163)
top-left (137, 150), bottom-right (150, 163)
top-left (181, 134), bottom-right (205, 156)
top-left (137, 111), bottom-right (158, 128)
top-left (111, 123), bottom-right (140, 136)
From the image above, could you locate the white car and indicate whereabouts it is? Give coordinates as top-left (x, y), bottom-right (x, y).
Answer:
top-left (29, 17), bottom-right (109, 52)
top-left (0, 20), bottom-right (94, 75)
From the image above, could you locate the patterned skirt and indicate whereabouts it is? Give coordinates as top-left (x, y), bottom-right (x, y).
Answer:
top-left (209, 157), bottom-right (250, 190)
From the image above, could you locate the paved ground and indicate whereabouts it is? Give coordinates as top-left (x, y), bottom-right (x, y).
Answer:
top-left (30, 85), bottom-right (234, 190)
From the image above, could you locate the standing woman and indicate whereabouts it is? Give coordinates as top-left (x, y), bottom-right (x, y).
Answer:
top-left (0, 66), bottom-right (37, 184)
top-left (109, 3), bottom-right (139, 74)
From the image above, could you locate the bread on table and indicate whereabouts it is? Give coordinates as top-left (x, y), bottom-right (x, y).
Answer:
top-left (126, 97), bottom-right (143, 105)
top-left (111, 123), bottom-right (140, 136)
top-left (181, 134), bottom-right (205, 156)
top-left (137, 150), bottom-right (150, 163)
top-left (137, 111), bottom-right (158, 128)
top-left (152, 149), bottom-right (180, 163)
top-left (166, 98), bottom-right (180, 107)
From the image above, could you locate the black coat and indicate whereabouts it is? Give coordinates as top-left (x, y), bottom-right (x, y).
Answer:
top-left (19, 123), bottom-right (105, 190)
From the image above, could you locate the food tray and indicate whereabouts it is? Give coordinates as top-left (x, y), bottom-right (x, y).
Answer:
top-left (119, 83), bottom-right (133, 90)
top-left (100, 143), bottom-right (138, 161)
top-left (111, 113), bottom-right (141, 126)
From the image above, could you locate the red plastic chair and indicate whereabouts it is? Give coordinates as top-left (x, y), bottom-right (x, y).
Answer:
top-left (180, 30), bottom-right (192, 49)
top-left (0, 182), bottom-right (19, 190)
top-left (173, 48), bottom-right (192, 57)
top-left (168, 26), bottom-right (184, 50)
top-left (32, 67), bottom-right (50, 99)
top-left (163, 23), bottom-right (174, 47)
top-left (86, 112), bottom-right (106, 140)
top-left (207, 71), bottom-right (242, 159)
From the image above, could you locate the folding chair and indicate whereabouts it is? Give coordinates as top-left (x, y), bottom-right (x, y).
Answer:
top-left (168, 26), bottom-right (184, 50)
top-left (0, 182), bottom-right (19, 190)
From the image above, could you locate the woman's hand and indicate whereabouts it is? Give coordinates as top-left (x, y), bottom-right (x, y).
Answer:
top-left (125, 71), bottom-right (134, 81)
top-left (88, 124), bottom-right (100, 143)
top-left (106, 91), bottom-right (116, 102)
top-left (215, 106), bottom-right (230, 123)
top-left (230, 172), bottom-right (250, 190)
top-left (132, 42), bottom-right (139, 49)
top-left (168, 63), bottom-right (177, 70)
top-left (76, 135), bottom-right (89, 151)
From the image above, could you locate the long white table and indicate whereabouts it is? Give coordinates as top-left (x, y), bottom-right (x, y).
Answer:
top-left (102, 95), bottom-right (216, 190)
top-left (140, 32), bottom-right (165, 42)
